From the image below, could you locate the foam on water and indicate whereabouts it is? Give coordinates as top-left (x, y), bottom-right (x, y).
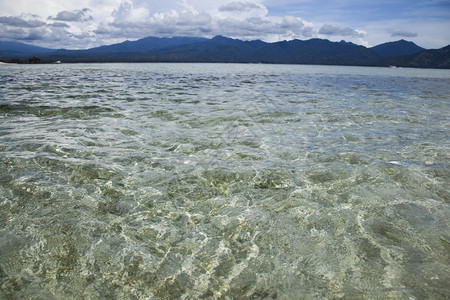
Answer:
top-left (0, 63), bottom-right (449, 299)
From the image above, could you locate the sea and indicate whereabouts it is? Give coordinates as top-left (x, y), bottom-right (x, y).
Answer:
top-left (0, 63), bottom-right (449, 299)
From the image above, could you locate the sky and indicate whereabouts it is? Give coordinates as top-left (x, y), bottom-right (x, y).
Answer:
top-left (1, 0), bottom-right (449, 49)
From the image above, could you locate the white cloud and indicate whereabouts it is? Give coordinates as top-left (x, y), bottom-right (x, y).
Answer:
top-left (112, 0), bottom-right (149, 23)
top-left (88, 0), bottom-right (318, 44)
top-left (319, 23), bottom-right (365, 37)
top-left (0, 25), bottom-right (27, 40)
top-left (49, 8), bottom-right (93, 22)
top-left (0, 0), bottom-right (336, 49)
top-left (0, 0), bottom-right (447, 49)
top-left (281, 16), bottom-right (314, 37)
top-left (391, 30), bottom-right (418, 38)
top-left (0, 16), bottom-right (46, 28)
top-left (219, 2), bottom-right (264, 12)
top-left (50, 22), bottom-right (70, 28)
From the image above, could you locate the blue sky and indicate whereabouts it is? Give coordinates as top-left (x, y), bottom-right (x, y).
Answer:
top-left (1, 0), bottom-right (449, 49)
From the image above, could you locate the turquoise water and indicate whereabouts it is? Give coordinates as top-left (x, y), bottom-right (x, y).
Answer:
top-left (0, 63), bottom-right (449, 299)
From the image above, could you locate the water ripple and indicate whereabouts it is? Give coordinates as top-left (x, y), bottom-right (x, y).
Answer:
top-left (0, 63), bottom-right (449, 299)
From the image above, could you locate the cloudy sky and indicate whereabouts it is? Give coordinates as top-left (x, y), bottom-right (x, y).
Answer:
top-left (1, 0), bottom-right (449, 49)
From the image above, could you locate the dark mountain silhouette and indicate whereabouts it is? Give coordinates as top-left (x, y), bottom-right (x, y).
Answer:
top-left (371, 39), bottom-right (425, 58)
top-left (44, 36), bottom-right (209, 62)
top-left (144, 36), bottom-right (268, 62)
top-left (1, 35), bottom-right (448, 68)
top-left (381, 45), bottom-right (450, 69)
top-left (247, 38), bottom-right (380, 65)
top-left (0, 41), bottom-right (54, 58)
top-left (53, 36), bottom-right (208, 56)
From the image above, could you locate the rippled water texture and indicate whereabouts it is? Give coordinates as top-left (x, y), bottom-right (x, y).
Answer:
top-left (0, 63), bottom-right (449, 299)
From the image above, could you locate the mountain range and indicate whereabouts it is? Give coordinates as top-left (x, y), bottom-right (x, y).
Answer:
top-left (1, 36), bottom-right (449, 68)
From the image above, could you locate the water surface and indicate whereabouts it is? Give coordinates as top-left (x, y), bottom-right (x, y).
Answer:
top-left (0, 63), bottom-right (449, 299)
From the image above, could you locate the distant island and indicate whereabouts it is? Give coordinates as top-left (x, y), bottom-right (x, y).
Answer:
top-left (1, 36), bottom-right (449, 68)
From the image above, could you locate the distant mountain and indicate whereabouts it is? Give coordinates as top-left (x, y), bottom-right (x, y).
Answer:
top-left (145, 35), bottom-right (268, 62)
top-left (0, 41), bottom-right (54, 59)
top-left (44, 36), bottom-right (209, 62)
top-left (1, 36), bottom-right (448, 68)
top-left (371, 40), bottom-right (425, 58)
top-left (53, 36), bottom-right (208, 56)
top-left (248, 38), bottom-right (380, 65)
top-left (381, 45), bottom-right (450, 69)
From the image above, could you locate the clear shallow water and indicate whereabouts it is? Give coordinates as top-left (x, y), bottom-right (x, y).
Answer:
top-left (0, 63), bottom-right (449, 299)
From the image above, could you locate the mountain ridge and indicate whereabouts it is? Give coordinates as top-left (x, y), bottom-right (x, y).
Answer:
top-left (381, 45), bottom-right (450, 69)
top-left (0, 36), bottom-right (448, 68)
top-left (0, 41), bottom-right (54, 58)
top-left (370, 39), bottom-right (425, 58)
